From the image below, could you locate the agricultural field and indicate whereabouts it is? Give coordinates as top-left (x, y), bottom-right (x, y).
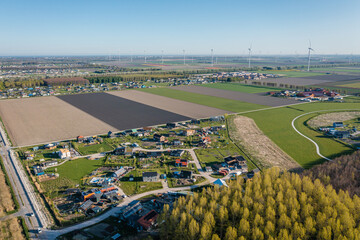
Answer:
top-left (171, 85), bottom-right (298, 107)
top-left (257, 70), bottom-right (326, 78)
top-left (200, 82), bottom-right (282, 93)
top-left (310, 67), bottom-right (360, 73)
top-left (242, 102), bottom-right (360, 168)
top-left (228, 115), bottom-right (301, 171)
top-left (108, 90), bottom-right (230, 118)
top-left (140, 88), bottom-right (267, 112)
top-left (0, 91), bottom-right (230, 147)
top-left (0, 96), bottom-right (117, 146)
top-left (338, 82), bottom-right (360, 88)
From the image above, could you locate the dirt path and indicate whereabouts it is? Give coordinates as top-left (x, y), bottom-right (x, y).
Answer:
top-left (230, 116), bottom-right (302, 171)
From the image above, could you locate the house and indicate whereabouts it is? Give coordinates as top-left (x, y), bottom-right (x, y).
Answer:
top-left (77, 136), bottom-right (84, 143)
top-left (175, 159), bottom-right (188, 167)
top-left (180, 170), bottom-right (193, 179)
top-left (183, 129), bottom-right (196, 136)
top-left (44, 143), bottom-right (56, 150)
top-left (173, 139), bottom-right (183, 146)
top-left (334, 130), bottom-right (350, 139)
top-left (108, 131), bottom-right (114, 138)
top-left (143, 172), bottom-right (159, 182)
top-left (123, 200), bottom-right (143, 219)
top-left (112, 167), bottom-right (126, 178)
top-left (166, 123), bottom-right (177, 128)
top-left (41, 160), bottom-right (58, 168)
top-left (57, 148), bottom-right (71, 159)
top-left (147, 151), bottom-right (162, 158)
top-left (114, 147), bottom-right (133, 156)
top-left (91, 206), bottom-right (102, 214)
top-left (153, 134), bottom-right (167, 142)
top-left (170, 149), bottom-right (185, 157)
top-left (33, 166), bottom-right (44, 176)
top-left (205, 166), bottom-right (213, 172)
top-left (79, 200), bottom-right (93, 212)
top-left (333, 122), bottom-right (344, 128)
top-left (137, 210), bottom-right (159, 231)
top-left (201, 137), bottom-right (211, 145)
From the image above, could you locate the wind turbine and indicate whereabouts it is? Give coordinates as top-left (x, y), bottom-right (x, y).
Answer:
top-left (248, 44), bottom-right (252, 68)
top-left (144, 50), bottom-right (147, 63)
top-left (211, 49), bottom-right (214, 66)
top-left (307, 41), bottom-right (314, 72)
top-left (161, 50), bottom-right (164, 64)
top-left (183, 49), bottom-right (186, 65)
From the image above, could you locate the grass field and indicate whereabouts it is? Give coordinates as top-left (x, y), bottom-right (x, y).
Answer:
top-left (243, 102), bottom-right (360, 168)
top-left (310, 67), bottom-right (360, 73)
top-left (139, 88), bottom-right (266, 112)
top-left (201, 83), bottom-right (281, 93)
top-left (338, 82), bottom-right (360, 89)
top-left (73, 141), bottom-right (114, 155)
top-left (120, 170), bottom-right (163, 196)
top-left (44, 158), bottom-right (105, 193)
top-left (257, 70), bottom-right (326, 78)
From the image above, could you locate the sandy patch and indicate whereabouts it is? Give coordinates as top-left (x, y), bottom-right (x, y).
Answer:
top-left (0, 97), bottom-right (117, 146)
top-left (108, 90), bottom-right (231, 118)
top-left (308, 111), bottom-right (360, 128)
top-left (230, 116), bottom-right (301, 171)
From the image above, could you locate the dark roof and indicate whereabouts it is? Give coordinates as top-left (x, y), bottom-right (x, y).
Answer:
top-left (143, 172), bottom-right (158, 178)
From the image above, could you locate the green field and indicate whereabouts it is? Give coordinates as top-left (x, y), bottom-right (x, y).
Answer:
top-left (45, 158), bottom-right (104, 185)
top-left (243, 102), bottom-right (360, 168)
top-left (257, 70), bottom-right (326, 78)
top-left (338, 82), bottom-right (360, 89)
top-left (201, 83), bottom-right (281, 93)
top-left (310, 67), bottom-right (360, 73)
top-left (139, 88), bottom-right (267, 112)
top-left (72, 141), bottom-right (114, 155)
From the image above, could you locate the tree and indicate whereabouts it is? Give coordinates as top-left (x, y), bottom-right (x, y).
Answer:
top-left (224, 226), bottom-right (237, 240)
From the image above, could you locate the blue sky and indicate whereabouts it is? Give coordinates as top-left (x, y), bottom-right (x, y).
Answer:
top-left (0, 0), bottom-right (359, 55)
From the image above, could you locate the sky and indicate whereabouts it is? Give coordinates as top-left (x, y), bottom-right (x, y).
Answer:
top-left (0, 0), bottom-right (359, 56)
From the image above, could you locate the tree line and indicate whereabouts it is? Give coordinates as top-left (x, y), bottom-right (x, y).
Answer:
top-left (302, 151), bottom-right (360, 197)
top-left (159, 167), bottom-right (360, 240)
top-left (0, 79), bottom-right (45, 90)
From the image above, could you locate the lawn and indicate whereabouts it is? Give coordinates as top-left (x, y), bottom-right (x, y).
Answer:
top-left (46, 158), bottom-right (105, 184)
top-left (72, 142), bottom-right (114, 155)
top-left (201, 83), bottom-right (281, 93)
top-left (242, 102), bottom-right (360, 168)
top-left (257, 70), bottom-right (326, 78)
top-left (139, 88), bottom-right (267, 112)
top-left (338, 82), bottom-right (360, 89)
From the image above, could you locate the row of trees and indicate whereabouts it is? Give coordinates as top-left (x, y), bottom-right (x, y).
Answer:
top-left (85, 73), bottom-right (185, 83)
top-left (303, 151), bottom-right (360, 197)
top-left (159, 168), bottom-right (360, 240)
top-left (0, 79), bottom-right (45, 90)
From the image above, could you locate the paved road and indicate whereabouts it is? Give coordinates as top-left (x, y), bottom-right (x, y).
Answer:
top-left (0, 124), bottom-right (49, 238)
top-left (39, 147), bottom-right (217, 239)
top-left (291, 109), bottom-right (360, 161)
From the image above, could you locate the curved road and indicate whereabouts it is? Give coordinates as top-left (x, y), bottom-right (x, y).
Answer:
top-left (291, 109), bottom-right (360, 161)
